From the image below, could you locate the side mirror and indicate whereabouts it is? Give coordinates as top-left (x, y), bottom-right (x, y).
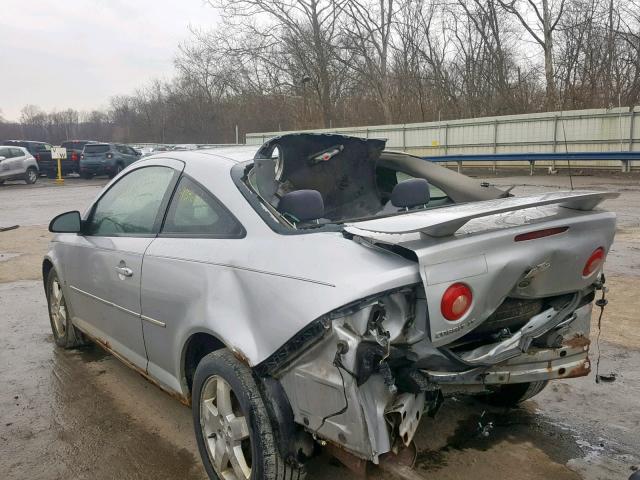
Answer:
top-left (49, 211), bottom-right (82, 233)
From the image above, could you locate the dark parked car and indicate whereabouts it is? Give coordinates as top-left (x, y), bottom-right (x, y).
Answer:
top-left (60, 140), bottom-right (98, 173)
top-left (79, 143), bottom-right (142, 179)
top-left (1, 140), bottom-right (57, 176)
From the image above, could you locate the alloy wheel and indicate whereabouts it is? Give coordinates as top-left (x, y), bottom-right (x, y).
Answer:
top-left (49, 278), bottom-right (67, 337)
top-left (200, 375), bottom-right (252, 480)
top-left (27, 169), bottom-right (37, 183)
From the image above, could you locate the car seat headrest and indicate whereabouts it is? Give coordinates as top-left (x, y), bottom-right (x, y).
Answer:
top-left (277, 190), bottom-right (324, 223)
top-left (391, 178), bottom-right (431, 209)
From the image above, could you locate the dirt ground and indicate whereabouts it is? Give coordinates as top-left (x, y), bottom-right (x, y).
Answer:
top-left (0, 174), bottom-right (639, 480)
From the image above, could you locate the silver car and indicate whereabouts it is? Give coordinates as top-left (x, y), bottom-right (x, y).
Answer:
top-left (44, 134), bottom-right (616, 480)
top-left (0, 145), bottom-right (39, 184)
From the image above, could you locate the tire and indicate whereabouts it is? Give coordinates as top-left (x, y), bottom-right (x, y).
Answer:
top-left (81, 172), bottom-right (94, 180)
top-left (108, 163), bottom-right (124, 179)
top-left (480, 381), bottom-right (549, 407)
top-left (24, 167), bottom-right (38, 184)
top-left (0, 179), bottom-right (5, 185)
top-left (45, 269), bottom-right (87, 349)
top-left (192, 349), bottom-right (305, 480)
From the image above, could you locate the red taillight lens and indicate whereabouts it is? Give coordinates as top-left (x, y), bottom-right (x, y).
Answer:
top-left (515, 226), bottom-right (569, 242)
top-left (71, 152), bottom-right (78, 161)
top-left (441, 283), bottom-right (473, 321)
top-left (582, 247), bottom-right (605, 277)
top-left (35, 153), bottom-right (41, 161)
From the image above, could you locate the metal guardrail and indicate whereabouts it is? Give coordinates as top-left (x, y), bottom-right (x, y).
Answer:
top-left (423, 151), bottom-right (639, 174)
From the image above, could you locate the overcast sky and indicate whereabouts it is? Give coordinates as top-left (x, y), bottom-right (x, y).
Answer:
top-left (0, 0), bottom-right (220, 121)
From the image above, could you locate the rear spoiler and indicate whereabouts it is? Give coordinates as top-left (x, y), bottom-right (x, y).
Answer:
top-left (345, 190), bottom-right (618, 237)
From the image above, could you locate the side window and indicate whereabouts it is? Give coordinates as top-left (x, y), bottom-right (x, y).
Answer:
top-left (115, 145), bottom-right (126, 154)
top-left (87, 166), bottom-right (176, 236)
top-left (36, 144), bottom-right (52, 152)
top-left (10, 148), bottom-right (23, 158)
top-left (0, 147), bottom-right (10, 158)
top-left (162, 177), bottom-right (244, 237)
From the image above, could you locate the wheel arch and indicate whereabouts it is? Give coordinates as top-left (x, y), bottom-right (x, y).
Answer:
top-left (181, 331), bottom-right (227, 395)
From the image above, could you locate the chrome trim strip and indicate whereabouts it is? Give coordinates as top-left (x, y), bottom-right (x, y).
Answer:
top-left (69, 285), bottom-right (139, 317)
top-left (69, 285), bottom-right (165, 327)
top-left (141, 315), bottom-right (166, 328)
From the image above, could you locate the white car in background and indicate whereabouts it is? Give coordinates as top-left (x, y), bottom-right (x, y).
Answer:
top-left (0, 145), bottom-right (39, 185)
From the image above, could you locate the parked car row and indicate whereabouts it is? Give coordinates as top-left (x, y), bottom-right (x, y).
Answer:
top-left (0, 139), bottom-right (144, 184)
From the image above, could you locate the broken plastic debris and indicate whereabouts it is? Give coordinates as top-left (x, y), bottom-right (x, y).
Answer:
top-left (596, 373), bottom-right (617, 383)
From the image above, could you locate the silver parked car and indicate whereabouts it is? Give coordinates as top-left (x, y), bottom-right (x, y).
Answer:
top-left (44, 134), bottom-right (616, 480)
top-left (0, 145), bottom-right (39, 184)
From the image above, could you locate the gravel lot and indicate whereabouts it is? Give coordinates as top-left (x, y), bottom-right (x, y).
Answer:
top-left (1, 173), bottom-right (638, 480)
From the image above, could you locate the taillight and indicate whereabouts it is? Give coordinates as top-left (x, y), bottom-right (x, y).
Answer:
top-left (71, 152), bottom-right (78, 161)
top-left (515, 226), bottom-right (569, 242)
top-left (582, 247), bottom-right (605, 277)
top-left (35, 153), bottom-right (41, 161)
top-left (441, 283), bottom-right (473, 321)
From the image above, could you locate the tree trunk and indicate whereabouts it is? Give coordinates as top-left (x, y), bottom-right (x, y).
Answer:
top-left (542, 0), bottom-right (557, 110)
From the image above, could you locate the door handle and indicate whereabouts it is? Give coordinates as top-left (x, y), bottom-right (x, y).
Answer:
top-left (115, 266), bottom-right (133, 277)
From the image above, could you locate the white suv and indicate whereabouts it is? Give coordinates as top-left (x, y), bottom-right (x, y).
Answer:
top-left (0, 145), bottom-right (39, 184)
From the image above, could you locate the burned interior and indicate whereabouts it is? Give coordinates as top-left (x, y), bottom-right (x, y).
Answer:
top-left (240, 133), bottom-right (505, 230)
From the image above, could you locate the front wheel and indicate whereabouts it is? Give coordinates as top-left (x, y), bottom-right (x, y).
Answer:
top-left (480, 381), bottom-right (548, 407)
top-left (46, 269), bottom-right (87, 348)
top-left (192, 349), bottom-right (305, 480)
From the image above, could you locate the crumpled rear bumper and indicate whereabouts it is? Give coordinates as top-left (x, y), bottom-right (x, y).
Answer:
top-left (422, 302), bottom-right (593, 386)
top-left (425, 338), bottom-right (590, 385)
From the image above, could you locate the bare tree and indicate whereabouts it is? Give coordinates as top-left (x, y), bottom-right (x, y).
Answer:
top-left (499, 0), bottom-right (566, 109)
top-left (209, 0), bottom-right (348, 127)
top-left (341, 0), bottom-right (397, 123)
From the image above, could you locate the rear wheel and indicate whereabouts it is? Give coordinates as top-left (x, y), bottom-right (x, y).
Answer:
top-left (46, 269), bottom-right (87, 348)
top-left (24, 167), bottom-right (38, 184)
top-left (193, 349), bottom-right (305, 480)
top-left (480, 381), bottom-right (548, 407)
top-left (108, 163), bottom-right (124, 179)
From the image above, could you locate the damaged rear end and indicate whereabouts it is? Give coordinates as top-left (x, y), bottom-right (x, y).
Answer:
top-left (257, 190), bottom-right (616, 463)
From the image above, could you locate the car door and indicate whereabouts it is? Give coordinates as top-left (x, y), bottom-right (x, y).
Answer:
top-left (140, 175), bottom-right (245, 392)
top-left (9, 148), bottom-right (26, 175)
top-left (125, 146), bottom-right (141, 166)
top-left (61, 160), bottom-right (183, 369)
top-left (117, 145), bottom-right (136, 167)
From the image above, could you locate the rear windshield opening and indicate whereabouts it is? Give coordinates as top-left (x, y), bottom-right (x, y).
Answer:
top-left (84, 145), bottom-right (110, 154)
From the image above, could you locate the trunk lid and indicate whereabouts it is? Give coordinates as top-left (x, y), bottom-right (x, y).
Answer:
top-left (346, 191), bottom-right (617, 346)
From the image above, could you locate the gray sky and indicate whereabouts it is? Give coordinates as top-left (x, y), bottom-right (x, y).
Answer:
top-left (0, 0), bottom-right (220, 122)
